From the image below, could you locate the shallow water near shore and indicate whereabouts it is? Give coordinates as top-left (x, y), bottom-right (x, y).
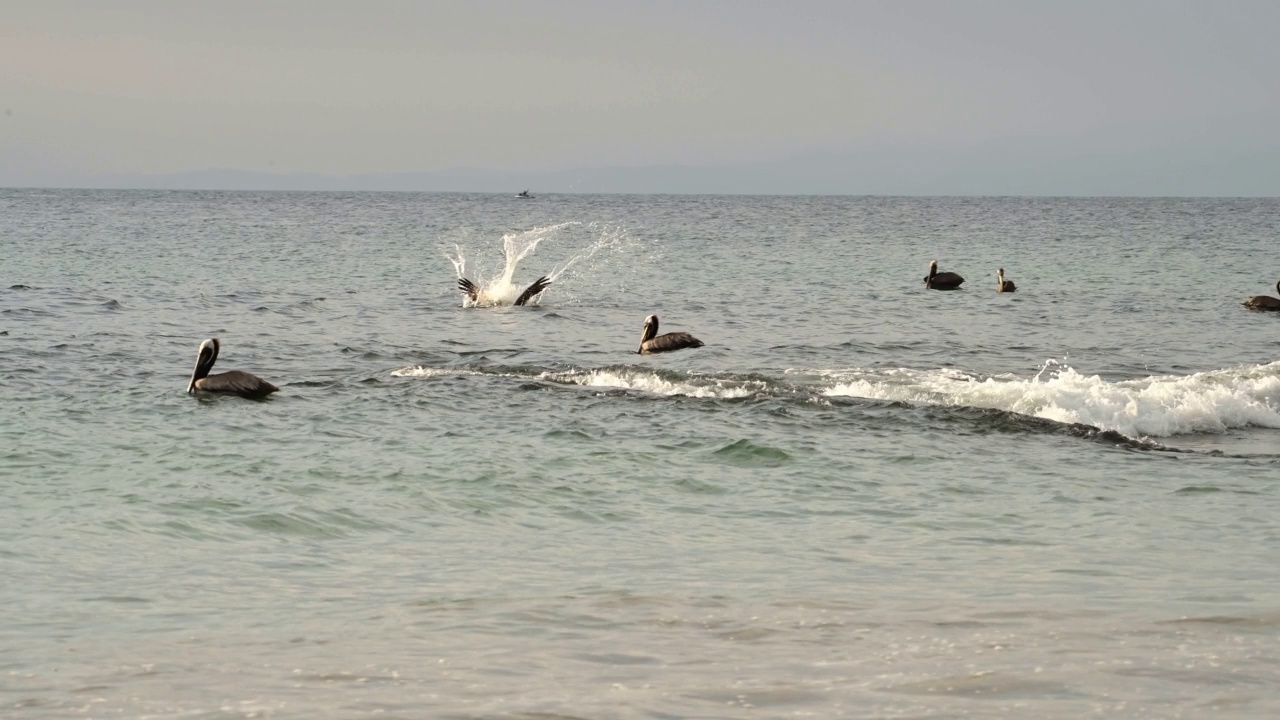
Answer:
top-left (2, 190), bottom-right (1279, 718)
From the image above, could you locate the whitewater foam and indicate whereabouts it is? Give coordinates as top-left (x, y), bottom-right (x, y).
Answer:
top-left (394, 359), bottom-right (1280, 438)
top-left (819, 360), bottom-right (1280, 438)
top-left (541, 368), bottom-right (768, 399)
top-left (392, 364), bottom-right (773, 399)
top-left (390, 367), bottom-right (489, 378)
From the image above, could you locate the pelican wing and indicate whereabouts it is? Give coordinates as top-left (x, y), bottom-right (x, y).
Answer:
top-left (928, 271), bottom-right (965, 289)
top-left (195, 370), bottom-right (279, 398)
top-left (457, 278), bottom-right (480, 302)
top-left (514, 276), bottom-right (551, 306)
top-left (642, 332), bottom-right (704, 354)
top-left (1243, 295), bottom-right (1280, 310)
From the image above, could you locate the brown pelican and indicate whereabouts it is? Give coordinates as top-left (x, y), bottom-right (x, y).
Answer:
top-left (637, 314), bottom-right (704, 354)
top-left (457, 275), bottom-right (550, 307)
top-left (924, 260), bottom-right (964, 290)
top-left (1243, 280), bottom-right (1280, 310)
top-left (996, 268), bottom-right (1017, 293)
top-left (187, 338), bottom-right (278, 398)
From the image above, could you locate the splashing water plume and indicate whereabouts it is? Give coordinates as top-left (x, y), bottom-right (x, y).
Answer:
top-left (448, 223), bottom-right (573, 306)
top-left (447, 222), bottom-right (636, 306)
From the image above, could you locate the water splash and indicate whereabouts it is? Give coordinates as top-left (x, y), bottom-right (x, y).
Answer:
top-left (446, 223), bottom-right (574, 306)
top-left (545, 222), bottom-right (633, 284)
top-left (447, 222), bottom-right (635, 307)
top-left (819, 360), bottom-right (1280, 438)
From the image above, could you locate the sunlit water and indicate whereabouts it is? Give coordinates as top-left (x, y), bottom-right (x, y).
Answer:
top-left (2, 190), bottom-right (1279, 718)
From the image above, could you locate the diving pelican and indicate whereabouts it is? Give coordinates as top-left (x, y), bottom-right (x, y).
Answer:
top-left (457, 275), bottom-right (551, 307)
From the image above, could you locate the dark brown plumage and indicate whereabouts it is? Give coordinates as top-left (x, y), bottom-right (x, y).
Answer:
top-left (513, 276), bottom-right (551, 306)
top-left (638, 314), bottom-right (704, 354)
top-left (457, 277), bottom-right (480, 302)
top-left (997, 268), bottom-right (1017, 293)
top-left (924, 260), bottom-right (964, 290)
top-left (1243, 280), bottom-right (1280, 311)
top-left (187, 338), bottom-right (278, 398)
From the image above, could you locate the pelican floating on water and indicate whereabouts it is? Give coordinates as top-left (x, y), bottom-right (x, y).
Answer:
top-left (637, 314), bottom-right (704, 354)
top-left (996, 268), bottom-right (1017, 293)
top-left (924, 260), bottom-right (964, 290)
top-left (457, 275), bottom-right (551, 307)
top-left (187, 338), bottom-right (278, 398)
top-left (1243, 280), bottom-right (1280, 311)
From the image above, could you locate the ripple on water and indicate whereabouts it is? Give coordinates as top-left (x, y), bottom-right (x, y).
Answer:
top-left (881, 672), bottom-right (1080, 699)
top-left (233, 509), bottom-right (391, 537)
top-left (710, 439), bottom-right (792, 467)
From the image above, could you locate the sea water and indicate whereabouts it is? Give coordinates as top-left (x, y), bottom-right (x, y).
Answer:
top-left (2, 190), bottom-right (1279, 718)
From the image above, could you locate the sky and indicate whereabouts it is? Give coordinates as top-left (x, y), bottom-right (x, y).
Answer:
top-left (2, 0), bottom-right (1279, 194)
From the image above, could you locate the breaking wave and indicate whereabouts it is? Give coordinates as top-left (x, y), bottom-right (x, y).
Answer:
top-left (392, 364), bottom-right (779, 399)
top-left (393, 359), bottom-right (1280, 440)
top-left (818, 360), bottom-right (1280, 439)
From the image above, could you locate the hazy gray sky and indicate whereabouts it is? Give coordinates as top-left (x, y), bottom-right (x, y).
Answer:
top-left (3, 1), bottom-right (1278, 193)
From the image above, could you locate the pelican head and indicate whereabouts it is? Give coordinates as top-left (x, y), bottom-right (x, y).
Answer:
top-left (925, 260), bottom-right (938, 284)
top-left (638, 314), bottom-right (659, 352)
top-left (187, 338), bottom-right (220, 393)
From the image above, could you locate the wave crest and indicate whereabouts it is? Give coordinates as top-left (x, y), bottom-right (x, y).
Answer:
top-left (821, 361), bottom-right (1280, 438)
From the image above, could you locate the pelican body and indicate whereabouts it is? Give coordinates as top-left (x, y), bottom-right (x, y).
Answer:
top-left (997, 268), bottom-right (1017, 293)
top-left (187, 338), bottom-right (278, 398)
top-left (924, 260), bottom-right (964, 290)
top-left (457, 275), bottom-right (550, 307)
top-left (638, 314), bottom-right (704, 354)
top-left (1243, 280), bottom-right (1280, 311)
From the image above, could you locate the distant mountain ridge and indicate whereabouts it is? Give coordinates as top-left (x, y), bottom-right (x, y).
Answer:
top-left (6, 144), bottom-right (1280, 196)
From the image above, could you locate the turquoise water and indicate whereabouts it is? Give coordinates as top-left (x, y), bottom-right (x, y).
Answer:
top-left (2, 190), bottom-right (1279, 718)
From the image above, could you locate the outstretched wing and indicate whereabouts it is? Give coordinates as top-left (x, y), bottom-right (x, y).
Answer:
top-left (457, 277), bottom-right (480, 302)
top-left (514, 276), bottom-right (551, 306)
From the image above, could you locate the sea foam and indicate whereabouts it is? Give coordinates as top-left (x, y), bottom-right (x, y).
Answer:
top-left (541, 368), bottom-right (767, 399)
top-left (820, 360), bottom-right (1280, 438)
top-left (392, 365), bottom-right (770, 399)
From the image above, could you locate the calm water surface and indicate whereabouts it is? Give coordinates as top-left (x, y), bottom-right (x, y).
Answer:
top-left (2, 190), bottom-right (1279, 718)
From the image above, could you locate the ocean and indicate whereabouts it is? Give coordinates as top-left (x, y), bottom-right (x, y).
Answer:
top-left (2, 189), bottom-right (1279, 718)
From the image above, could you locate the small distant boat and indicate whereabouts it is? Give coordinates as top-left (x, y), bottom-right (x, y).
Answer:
top-left (516, 190), bottom-right (535, 199)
